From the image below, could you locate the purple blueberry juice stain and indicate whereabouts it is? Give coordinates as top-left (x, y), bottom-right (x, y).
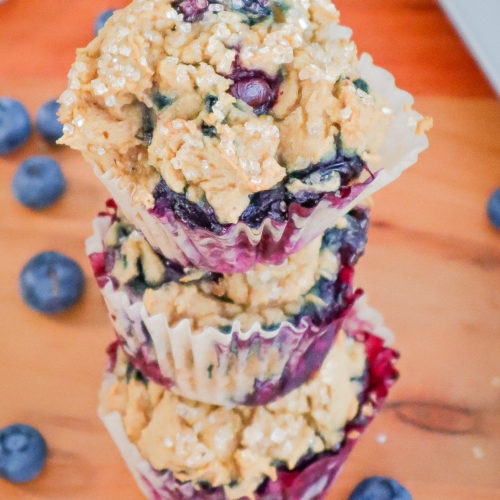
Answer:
top-left (125, 355), bottom-right (176, 390)
top-left (99, 198), bottom-right (118, 218)
top-left (172, 0), bottom-right (209, 22)
top-left (89, 252), bottom-right (108, 288)
top-left (238, 319), bottom-right (342, 405)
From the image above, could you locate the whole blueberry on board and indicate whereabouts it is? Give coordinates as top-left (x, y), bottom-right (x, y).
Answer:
top-left (36, 99), bottom-right (63, 143)
top-left (94, 8), bottom-right (116, 34)
top-left (11, 156), bottom-right (66, 209)
top-left (349, 476), bottom-right (412, 500)
top-left (0, 424), bottom-right (47, 483)
top-left (0, 97), bottom-right (31, 155)
top-left (487, 187), bottom-right (500, 230)
top-left (19, 251), bottom-right (84, 313)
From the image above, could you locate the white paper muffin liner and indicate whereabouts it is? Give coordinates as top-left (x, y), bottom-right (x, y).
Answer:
top-left (98, 300), bottom-right (399, 500)
top-left (93, 50), bottom-right (428, 273)
top-left (87, 212), bottom-right (360, 406)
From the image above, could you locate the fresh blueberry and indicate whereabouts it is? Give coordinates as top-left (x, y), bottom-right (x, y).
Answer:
top-left (349, 476), bottom-right (412, 500)
top-left (0, 97), bottom-right (31, 155)
top-left (36, 99), bottom-right (63, 143)
top-left (487, 187), bottom-right (500, 230)
top-left (94, 8), bottom-right (116, 35)
top-left (0, 424), bottom-right (47, 483)
top-left (11, 156), bottom-right (66, 209)
top-left (19, 251), bottom-right (84, 313)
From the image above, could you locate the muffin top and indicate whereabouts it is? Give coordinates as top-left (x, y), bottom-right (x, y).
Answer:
top-left (104, 213), bottom-right (336, 330)
top-left (101, 330), bottom-right (367, 498)
top-left (59, 0), bottom-right (391, 224)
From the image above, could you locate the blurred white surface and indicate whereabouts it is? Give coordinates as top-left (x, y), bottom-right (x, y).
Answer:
top-left (439, 0), bottom-right (500, 96)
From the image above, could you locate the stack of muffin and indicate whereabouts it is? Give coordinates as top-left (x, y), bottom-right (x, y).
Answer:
top-left (59, 0), bottom-right (429, 497)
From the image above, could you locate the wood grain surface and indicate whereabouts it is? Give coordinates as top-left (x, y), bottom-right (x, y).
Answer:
top-left (0, 1), bottom-right (499, 499)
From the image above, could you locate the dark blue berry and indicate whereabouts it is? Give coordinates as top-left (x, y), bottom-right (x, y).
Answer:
top-left (487, 187), bottom-right (500, 230)
top-left (353, 78), bottom-right (370, 93)
top-left (240, 185), bottom-right (288, 228)
top-left (11, 156), bottom-right (66, 209)
top-left (228, 60), bottom-right (282, 115)
top-left (204, 94), bottom-right (218, 113)
top-left (231, 78), bottom-right (273, 110)
top-left (233, 0), bottom-right (272, 25)
top-left (152, 92), bottom-right (174, 110)
top-left (289, 137), bottom-right (366, 186)
top-left (349, 476), bottom-right (412, 500)
top-left (322, 206), bottom-right (369, 266)
top-left (94, 8), bottom-right (116, 35)
top-left (36, 99), bottom-right (63, 143)
top-left (0, 424), bottom-right (47, 483)
top-left (290, 189), bottom-right (322, 207)
top-left (299, 272), bottom-right (350, 326)
top-left (297, 207), bottom-right (369, 325)
top-left (200, 121), bottom-right (218, 138)
top-left (19, 251), bottom-right (84, 313)
top-left (152, 179), bottom-right (226, 234)
top-left (0, 97), bottom-right (31, 155)
top-left (135, 103), bottom-right (156, 145)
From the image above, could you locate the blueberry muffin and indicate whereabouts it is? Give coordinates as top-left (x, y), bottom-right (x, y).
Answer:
top-left (59, 0), bottom-right (427, 272)
top-left (88, 201), bottom-right (369, 404)
top-left (99, 313), bottom-right (398, 500)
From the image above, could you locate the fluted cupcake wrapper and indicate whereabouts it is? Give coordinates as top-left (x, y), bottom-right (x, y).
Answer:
top-left (94, 51), bottom-right (428, 274)
top-left (87, 211), bottom-right (360, 406)
top-left (99, 300), bottom-right (398, 500)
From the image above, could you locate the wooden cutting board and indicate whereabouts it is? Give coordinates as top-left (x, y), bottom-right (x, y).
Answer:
top-left (0, 1), bottom-right (499, 498)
